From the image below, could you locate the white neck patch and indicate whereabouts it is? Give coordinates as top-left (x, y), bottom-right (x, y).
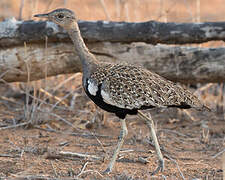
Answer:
top-left (87, 79), bottom-right (98, 96)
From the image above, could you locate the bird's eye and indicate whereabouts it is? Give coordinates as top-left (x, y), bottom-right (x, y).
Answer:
top-left (57, 14), bottom-right (64, 19)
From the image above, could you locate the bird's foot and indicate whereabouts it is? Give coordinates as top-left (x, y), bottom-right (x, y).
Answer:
top-left (102, 167), bottom-right (112, 174)
top-left (151, 159), bottom-right (164, 175)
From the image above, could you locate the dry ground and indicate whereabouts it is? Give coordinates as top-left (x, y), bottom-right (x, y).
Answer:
top-left (0, 0), bottom-right (225, 179)
top-left (0, 76), bottom-right (224, 179)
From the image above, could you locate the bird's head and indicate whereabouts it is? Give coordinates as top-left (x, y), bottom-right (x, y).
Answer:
top-left (34, 8), bottom-right (77, 29)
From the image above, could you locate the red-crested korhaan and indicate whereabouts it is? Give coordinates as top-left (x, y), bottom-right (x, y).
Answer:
top-left (34, 9), bottom-right (209, 174)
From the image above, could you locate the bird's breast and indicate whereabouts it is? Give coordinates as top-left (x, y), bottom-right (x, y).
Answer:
top-left (84, 78), bottom-right (137, 118)
top-left (85, 79), bottom-right (121, 108)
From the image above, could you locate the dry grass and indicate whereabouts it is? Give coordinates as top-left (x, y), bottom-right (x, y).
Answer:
top-left (0, 0), bottom-right (224, 179)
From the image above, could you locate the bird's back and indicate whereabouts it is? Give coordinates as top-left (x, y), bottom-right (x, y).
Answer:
top-left (84, 63), bottom-right (206, 113)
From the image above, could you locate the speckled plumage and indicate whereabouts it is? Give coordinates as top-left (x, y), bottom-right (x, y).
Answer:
top-left (87, 62), bottom-right (204, 111)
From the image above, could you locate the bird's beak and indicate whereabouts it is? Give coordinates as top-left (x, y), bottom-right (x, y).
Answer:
top-left (33, 13), bottom-right (49, 18)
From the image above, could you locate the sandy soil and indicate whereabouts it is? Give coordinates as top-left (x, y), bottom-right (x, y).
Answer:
top-left (0, 80), bottom-right (224, 179)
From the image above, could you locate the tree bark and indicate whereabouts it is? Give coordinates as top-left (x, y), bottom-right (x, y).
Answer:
top-left (1, 42), bottom-right (225, 83)
top-left (1, 19), bottom-right (225, 47)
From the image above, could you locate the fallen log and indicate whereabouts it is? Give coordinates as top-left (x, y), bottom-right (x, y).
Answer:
top-left (1, 42), bottom-right (225, 83)
top-left (0, 19), bottom-right (225, 47)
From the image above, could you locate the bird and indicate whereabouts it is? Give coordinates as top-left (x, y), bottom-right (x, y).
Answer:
top-left (34, 8), bottom-right (209, 174)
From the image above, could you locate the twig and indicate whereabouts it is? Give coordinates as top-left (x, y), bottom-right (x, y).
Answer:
top-left (46, 150), bottom-right (103, 162)
top-left (144, 139), bottom-right (171, 155)
top-left (138, 157), bottom-right (149, 164)
top-left (196, 0), bottom-right (201, 22)
top-left (59, 151), bottom-right (102, 161)
top-left (50, 161), bottom-right (58, 177)
top-left (0, 122), bottom-right (28, 130)
top-left (194, 83), bottom-right (214, 94)
top-left (63, 0), bottom-right (67, 6)
top-left (19, 92), bottom-right (69, 111)
top-left (53, 73), bottom-right (81, 92)
top-left (98, 0), bottom-right (111, 20)
top-left (181, 109), bottom-right (196, 121)
top-left (50, 91), bottom-right (73, 111)
top-left (166, 155), bottom-right (185, 180)
top-left (0, 153), bottom-right (20, 158)
top-left (73, 142), bottom-right (115, 148)
top-left (77, 170), bottom-right (103, 178)
top-left (0, 70), bottom-right (9, 79)
top-left (120, 149), bottom-right (134, 154)
top-left (70, 92), bottom-right (79, 109)
top-left (117, 157), bottom-right (149, 164)
top-left (39, 88), bottom-right (68, 107)
top-left (76, 162), bottom-right (89, 177)
top-left (91, 132), bottom-right (107, 153)
top-left (159, 129), bottom-right (192, 138)
top-left (124, 0), bottom-right (130, 21)
top-left (59, 141), bottom-right (70, 147)
top-left (0, 96), bottom-right (23, 105)
top-left (44, 0), bottom-right (54, 15)
top-left (18, 0), bottom-right (24, 20)
top-left (156, 0), bottom-right (177, 21)
top-left (23, 41), bottom-right (35, 125)
top-left (212, 148), bottom-right (225, 159)
top-left (115, 0), bottom-right (121, 20)
top-left (183, 0), bottom-right (194, 22)
top-left (37, 108), bottom-right (75, 127)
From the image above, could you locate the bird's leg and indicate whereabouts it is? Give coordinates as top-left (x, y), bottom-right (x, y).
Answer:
top-left (103, 118), bottom-right (128, 174)
top-left (138, 111), bottom-right (164, 175)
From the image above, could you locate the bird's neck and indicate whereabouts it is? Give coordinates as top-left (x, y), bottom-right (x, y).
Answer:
top-left (67, 22), bottom-right (99, 79)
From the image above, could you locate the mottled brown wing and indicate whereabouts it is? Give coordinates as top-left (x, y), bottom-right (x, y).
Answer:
top-left (91, 63), bottom-right (204, 110)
